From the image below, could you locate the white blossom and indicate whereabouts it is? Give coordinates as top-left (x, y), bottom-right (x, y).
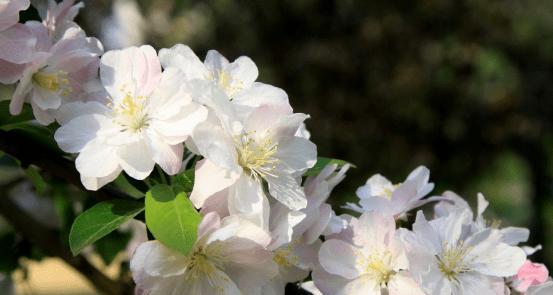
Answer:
top-left (55, 45), bottom-right (207, 190)
top-left (131, 213), bottom-right (278, 295)
top-left (399, 210), bottom-right (526, 295)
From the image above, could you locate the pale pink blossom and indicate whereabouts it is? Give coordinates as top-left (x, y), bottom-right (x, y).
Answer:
top-left (345, 166), bottom-right (439, 219)
top-left (131, 213), bottom-right (278, 295)
top-left (512, 260), bottom-right (549, 293)
top-left (9, 23), bottom-right (103, 124)
top-left (314, 212), bottom-right (425, 295)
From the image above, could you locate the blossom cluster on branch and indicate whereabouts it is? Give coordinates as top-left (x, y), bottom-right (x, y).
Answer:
top-left (0, 1), bottom-right (551, 295)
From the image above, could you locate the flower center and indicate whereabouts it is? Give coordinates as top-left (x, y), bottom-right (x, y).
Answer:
top-left (357, 249), bottom-right (395, 286)
top-left (436, 242), bottom-right (471, 281)
top-left (236, 131), bottom-right (279, 179)
top-left (380, 183), bottom-right (401, 200)
top-left (112, 93), bottom-right (150, 132)
top-left (183, 243), bottom-right (228, 288)
top-left (32, 71), bottom-right (72, 96)
top-left (208, 70), bottom-right (244, 97)
top-left (273, 242), bottom-right (300, 268)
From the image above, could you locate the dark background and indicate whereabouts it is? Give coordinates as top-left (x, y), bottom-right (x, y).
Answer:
top-left (74, 0), bottom-right (553, 267)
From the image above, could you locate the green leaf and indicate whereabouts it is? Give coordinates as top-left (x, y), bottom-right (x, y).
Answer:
top-left (304, 157), bottom-right (355, 176)
top-left (173, 169), bottom-right (195, 192)
top-left (145, 184), bottom-right (200, 256)
top-left (0, 100), bottom-right (34, 129)
top-left (113, 174), bottom-right (144, 199)
top-left (69, 199), bottom-right (144, 256)
top-left (95, 231), bottom-right (132, 266)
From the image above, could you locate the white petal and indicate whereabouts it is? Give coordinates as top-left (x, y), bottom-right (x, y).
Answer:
top-left (232, 82), bottom-right (289, 108)
top-left (266, 172), bottom-right (308, 210)
top-left (54, 114), bottom-right (116, 153)
top-left (275, 137), bottom-right (317, 174)
top-left (226, 56), bottom-right (258, 89)
top-left (337, 277), bottom-right (381, 295)
top-left (191, 121), bottom-right (240, 173)
top-left (319, 239), bottom-right (361, 279)
top-left (388, 272), bottom-right (425, 295)
top-left (75, 139), bottom-right (120, 178)
top-left (117, 140), bottom-right (155, 180)
top-left (131, 241), bottom-right (187, 277)
top-left (228, 175), bottom-right (270, 230)
top-left (204, 50), bottom-right (229, 74)
top-left (353, 211), bottom-right (396, 248)
top-left (158, 44), bottom-right (208, 80)
top-left (80, 168), bottom-right (122, 191)
top-left (190, 159), bottom-right (238, 208)
top-left (146, 135), bottom-right (183, 175)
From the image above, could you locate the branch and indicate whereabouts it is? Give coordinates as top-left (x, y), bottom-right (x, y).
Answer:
top-left (0, 129), bottom-right (129, 201)
top-left (0, 184), bottom-right (134, 295)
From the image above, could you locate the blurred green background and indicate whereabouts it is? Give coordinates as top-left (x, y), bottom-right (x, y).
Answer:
top-left (77, 0), bottom-right (553, 267)
top-left (6, 0), bottom-right (552, 273)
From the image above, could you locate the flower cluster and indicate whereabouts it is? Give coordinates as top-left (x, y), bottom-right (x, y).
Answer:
top-left (0, 1), bottom-right (551, 295)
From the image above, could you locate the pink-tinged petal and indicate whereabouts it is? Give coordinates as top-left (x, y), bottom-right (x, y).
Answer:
top-left (190, 159), bottom-right (239, 208)
top-left (319, 239), bottom-right (361, 279)
top-left (303, 204), bottom-right (332, 244)
top-left (117, 139), bottom-right (155, 180)
top-left (197, 211), bottom-right (221, 240)
top-left (49, 26), bottom-right (88, 57)
top-left (76, 139), bottom-right (120, 178)
top-left (131, 241), bottom-right (187, 277)
top-left (25, 21), bottom-right (52, 51)
top-left (0, 24), bottom-right (36, 64)
top-left (0, 59), bottom-right (26, 84)
top-left (0, 0), bottom-right (30, 31)
top-left (228, 175), bottom-right (270, 230)
top-left (145, 135), bottom-right (183, 175)
top-left (200, 188), bottom-right (230, 219)
top-left (233, 82), bottom-right (289, 108)
top-left (513, 260), bottom-right (549, 292)
top-left (100, 45), bottom-right (160, 102)
top-left (9, 69), bottom-right (33, 115)
top-left (353, 211), bottom-right (396, 248)
top-left (243, 103), bottom-right (293, 135)
top-left (312, 267), bottom-right (350, 295)
top-left (158, 44), bottom-right (208, 80)
top-left (80, 167), bottom-right (121, 191)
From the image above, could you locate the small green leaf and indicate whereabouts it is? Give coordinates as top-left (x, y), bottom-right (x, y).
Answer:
top-left (69, 199), bottom-right (144, 256)
top-left (173, 169), bottom-right (195, 192)
top-left (145, 184), bottom-right (200, 256)
top-left (304, 157), bottom-right (355, 176)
